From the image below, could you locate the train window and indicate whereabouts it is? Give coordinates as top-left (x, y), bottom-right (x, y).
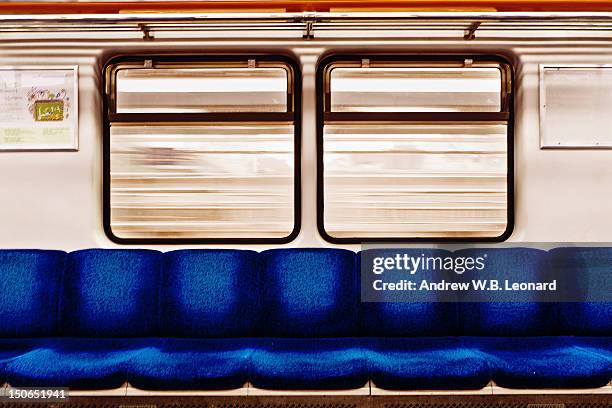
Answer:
top-left (104, 57), bottom-right (300, 243)
top-left (318, 57), bottom-right (513, 242)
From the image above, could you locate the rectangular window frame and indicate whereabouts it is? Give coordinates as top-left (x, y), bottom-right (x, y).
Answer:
top-left (316, 54), bottom-right (514, 243)
top-left (103, 55), bottom-right (301, 245)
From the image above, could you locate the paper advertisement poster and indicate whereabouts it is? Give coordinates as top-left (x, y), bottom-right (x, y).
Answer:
top-left (0, 67), bottom-right (78, 150)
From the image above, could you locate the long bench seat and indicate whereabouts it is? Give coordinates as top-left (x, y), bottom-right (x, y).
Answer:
top-left (0, 248), bottom-right (610, 391)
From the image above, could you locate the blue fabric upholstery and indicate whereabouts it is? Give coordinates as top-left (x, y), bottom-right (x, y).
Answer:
top-left (570, 337), bottom-right (612, 362)
top-left (456, 248), bottom-right (556, 336)
top-left (0, 339), bottom-right (39, 384)
top-left (127, 338), bottom-right (253, 390)
top-left (250, 338), bottom-right (367, 390)
top-left (360, 249), bottom-right (458, 337)
top-left (364, 338), bottom-right (491, 390)
top-left (260, 249), bottom-right (358, 337)
top-left (61, 249), bottom-right (162, 337)
top-left (468, 337), bottom-right (612, 389)
top-left (0, 247), bottom-right (610, 391)
top-left (4, 338), bottom-right (142, 389)
top-left (549, 247), bottom-right (612, 336)
top-left (160, 250), bottom-right (260, 337)
top-left (0, 250), bottom-right (65, 337)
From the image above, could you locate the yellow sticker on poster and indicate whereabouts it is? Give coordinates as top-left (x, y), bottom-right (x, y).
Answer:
top-left (34, 100), bottom-right (65, 122)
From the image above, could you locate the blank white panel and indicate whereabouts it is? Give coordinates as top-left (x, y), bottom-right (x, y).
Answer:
top-left (540, 65), bottom-right (612, 148)
top-left (109, 124), bottom-right (294, 239)
top-left (323, 123), bottom-right (508, 238)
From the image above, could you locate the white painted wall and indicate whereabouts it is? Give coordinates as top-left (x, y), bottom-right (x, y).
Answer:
top-left (1, 31), bottom-right (612, 250)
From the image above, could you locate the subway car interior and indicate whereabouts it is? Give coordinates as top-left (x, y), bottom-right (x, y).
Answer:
top-left (0, 1), bottom-right (611, 407)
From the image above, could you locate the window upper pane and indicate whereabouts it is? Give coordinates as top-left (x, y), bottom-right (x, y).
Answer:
top-left (115, 67), bottom-right (289, 113)
top-left (329, 67), bottom-right (502, 112)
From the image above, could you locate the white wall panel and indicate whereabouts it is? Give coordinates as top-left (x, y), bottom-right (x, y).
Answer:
top-left (540, 65), bottom-right (612, 148)
top-left (0, 32), bottom-right (611, 247)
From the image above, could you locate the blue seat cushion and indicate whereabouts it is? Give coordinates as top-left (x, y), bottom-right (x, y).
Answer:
top-left (364, 338), bottom-right (491, 390)
top-left (549, 247), bottom-right (612, 336)
top-left (0, 250), bottom-right (65, 337)
top-left (250, 338), bottom-right (367, 390)
top-left (456, 248), bottom-right (556, 336)
top-left (569, 337), bottom-right (612, 363)
top-left (160, 250), bottom-right (260, 337)
top-left (360, 249), bottom-right (458, 336)
top-left (126, 338), bottom-right (253, 390)
top-left (61, 249), bottom-right (162, 337)
top-left (260, 249), bottom-right (359, 337)
top-left (4, 338), bottom-right (141, 389)
top-left (468, 337), bottom-right (612, 389)
top-left (0, 339), bottom-right (40, 384)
